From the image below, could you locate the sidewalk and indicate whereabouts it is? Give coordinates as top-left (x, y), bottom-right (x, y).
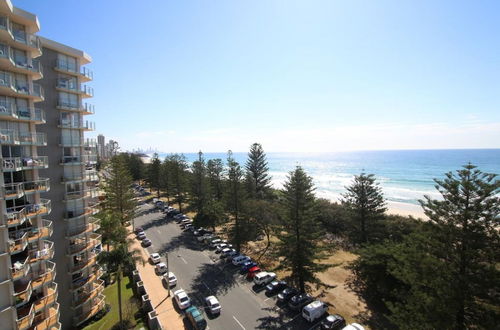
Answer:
top-left (129, 230), bottom-right (185, 330)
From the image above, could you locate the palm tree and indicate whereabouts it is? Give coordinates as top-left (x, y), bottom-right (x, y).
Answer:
top-left (98, 240), bottom-right (144, 329)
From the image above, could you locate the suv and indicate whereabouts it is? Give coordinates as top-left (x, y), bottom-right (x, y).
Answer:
top-left (302, 300), bottom-right (328, 323)
top-left (253, 272), bottom-right (277, 286)
top-left (185, 306), bottom-right (207, 329)
top-left (288, 293), bottom-right (313, 311)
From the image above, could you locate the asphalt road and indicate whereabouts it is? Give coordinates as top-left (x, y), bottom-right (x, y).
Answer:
top-left (133, 202), bottom-right (328, 330)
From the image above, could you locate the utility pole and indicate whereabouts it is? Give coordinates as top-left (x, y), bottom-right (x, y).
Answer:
top-left (165, 252), bottom-right (170, 297)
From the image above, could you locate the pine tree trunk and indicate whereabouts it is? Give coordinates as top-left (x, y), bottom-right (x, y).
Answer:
top-left (117, 269), bottom-right (123, 329)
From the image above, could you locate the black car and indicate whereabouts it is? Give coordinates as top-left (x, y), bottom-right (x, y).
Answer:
top-left (321, 314), bottom-right (346, 330)
top-left (288, 293), bottom-right (313, 311)
top-left (277, 287), bottom-right (299, 303)
top-left (265, 281), bottom-right (288, 295)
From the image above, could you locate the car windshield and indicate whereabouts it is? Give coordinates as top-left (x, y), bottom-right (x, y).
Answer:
top-left (180, 297), bottom-right (188, 302)
top-left (212, 303), bottom-right (220, 308)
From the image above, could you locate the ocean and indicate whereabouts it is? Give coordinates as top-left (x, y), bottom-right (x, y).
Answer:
top-left (155, 149), bottom-right (500, 210)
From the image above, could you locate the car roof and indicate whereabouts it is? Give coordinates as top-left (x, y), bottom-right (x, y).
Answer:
top-left (206, 296), bottom-right (218, 304)
top-left (304, 300), bottom-right (324, 310)
top-left (249, 266), bottom-right (260, 271)
top-left (157, 262), bottom-right (166, 267)
top-left (151, 253), bottom-right (159, 257)
top-left (168, 272), bottom-right (175, 277)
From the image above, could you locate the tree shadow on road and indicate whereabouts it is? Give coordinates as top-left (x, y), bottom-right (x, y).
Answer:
top-left (156, 232), bottom-right (205, 254)
top-left (189, 262), bottom-right (240, 298)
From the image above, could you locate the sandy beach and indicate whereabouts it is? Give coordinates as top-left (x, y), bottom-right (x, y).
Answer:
top-left (387, 201), bottom-right (428, 219)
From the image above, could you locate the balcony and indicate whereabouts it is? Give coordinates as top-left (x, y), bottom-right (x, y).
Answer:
top-left (32, 302), bottom-right (60, 330)
top-left (14, 279), bottom-right (32, 306)
top-left (0, 74), bottom-right (44, 101)
top-left (56, 82), bottom-right (93, 98)
top-left (56, 101), bottom-right (95, 114)
top-left (71, 266), bottom-right (103, 291)
top-left (64, 207), bottom-right (96, 221)
top-left (58, 120), bottom-right (95, 131)
top-left (3, 182), bottom-right (24, 199)
top-left (67, 233), bottom-right (101, 256)
top-left (11, 255), bottom-right (30, 280)
top-left (2, 156), bottom-right (48, 171)
top-left (28, 220), bottom-right (53, 243)
top-left (0, 128), bottom-right (18, 145)
top-left (0, 16), bottom-right (42, 56)
top-left (0, 102), bottom-right (46, 123)
top-left (16, 302), bottom-right (35, 330)
top-left (33, 282), bottom-right (58, 313)
top-left (69, 253), bottom-right (97, 274)
top-left (54, 59), bottom-right (93, 82)
top-left (0, 44), bottom-right (43, 79)
top-left (31, 260), bottom-right (56, 290)
top-left (60, 154), bottom-right (97, 165)
top-left (23, 178), bottom-right (50, 194)
top-left (25, 200), bottom-right (52, 219)
top-left (72, 279), bottom-right (104, 308)
top-left (19, 132), bottom-right (47, 146)
top-left (29, 241), bottom-right (54, 264)
top-left (66, 220), bottom-right (100, 239)
top-left (8, 231), bottom-right (28, 254)
top-left (1, 156), bottom-right (22, 171)
top-left (73, 294), bottom-right (105, 326)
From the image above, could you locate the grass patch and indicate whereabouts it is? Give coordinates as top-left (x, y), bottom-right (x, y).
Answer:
top-left (83, 274), bottom-right (145, 330)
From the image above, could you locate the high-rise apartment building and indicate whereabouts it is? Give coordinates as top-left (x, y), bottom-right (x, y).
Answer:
top-left (0, 1), bottom-right (103, 329)
top-left (97, 134), bottom-right (105, 160)
top-left (0, 1), bottom-right (59, 329)
top-left (37, 37), bottom-right (103, 328)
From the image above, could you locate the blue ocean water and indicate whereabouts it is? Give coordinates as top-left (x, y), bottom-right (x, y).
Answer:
top-left (155, 149), bottom-right (500, 207)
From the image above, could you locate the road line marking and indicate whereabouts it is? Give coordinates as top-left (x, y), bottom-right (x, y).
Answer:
top-left (179, 256), bottom-right (187, 264)
top-left (232, 316), bottom-right (246, 330)
top-left (202, 281), bottom-right (212, 293)
top-left (157, 229), bottom-right (161, 234)
top-left (263, 297), bottom-right (271, 302)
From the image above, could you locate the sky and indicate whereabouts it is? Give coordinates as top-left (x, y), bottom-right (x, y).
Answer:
top-left (16, 0), bottom-right (500, 152)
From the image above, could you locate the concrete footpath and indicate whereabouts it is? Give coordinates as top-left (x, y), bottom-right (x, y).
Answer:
top-left (128, 230), bottom-right (185, 330)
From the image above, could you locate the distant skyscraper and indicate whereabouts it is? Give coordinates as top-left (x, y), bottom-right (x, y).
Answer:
top-left (97, 134), bottom-right (105, 159)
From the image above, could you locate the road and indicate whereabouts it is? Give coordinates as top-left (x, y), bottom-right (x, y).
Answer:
top-left (134, 202), bottom-right (327, 330)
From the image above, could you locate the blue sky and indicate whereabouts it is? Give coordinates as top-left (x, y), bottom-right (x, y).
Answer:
top-left (16, 0), bottom-right (500, 152)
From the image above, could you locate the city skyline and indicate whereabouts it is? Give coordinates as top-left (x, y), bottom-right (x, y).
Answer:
top-left (15, 0), bottom-right (500, 152)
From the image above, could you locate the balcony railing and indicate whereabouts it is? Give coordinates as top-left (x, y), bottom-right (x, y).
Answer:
top-left (59, 120), bottom-right (95, 131)
top-left (0, 72), bottom-right (44, 99)
top-left (33, 282), bottom-right (58, 313)
top-left (0, 102), bottom-right (45, 122)
top-left (16, 301), bottom-right (35, 330)
top-left (56, 101), bottom-right (95, 114)
top-left (29, 240), bottom-right (54, 263)
top-left (5, 205), bottom-right (27, 226)
top-left (65, 207), bottom-right (96, 221)
top-left (11, 255), bottom-right (30, 280)
top-left (8, 231), bottom-right (28, 254)
top-left (0, 128), bottom-right (18, 145)
top-left (66, 221), bottom-right (99, 238)
top-left (32, 260), bottom-right (56, 290)
top-left (61, 154), bottom-right (97, 165)
top-left (26, 199), bottom-right (51, 218)
top-left (19, 132), bottom-right (46, 146)
top-left (72, 279), bottom-right (104, 308)
top-left (1, 156), bottom-right (22, 171)
top-left (28, 219), bottom-right (53, 243)
top-left (0, 16), bottom-right (41, 55)
top-left (55, 59), bottom-right (93, 81)
top-left (32, 302), bottom-right (60, 330)
top-left (71, 266), bottom-right (103, 291)
top-left (73, 294), bottom-right (105, 326)
top-left (67, 233), bottom-right (101, 256)
top-left (69, 252), bottom-right (97, 274)
top-left (23, 178), bottom-right (50, 194)
top-left (14, 278), bottom-right (32, 306)
top-left (3, 182), bottom-right (24, 199)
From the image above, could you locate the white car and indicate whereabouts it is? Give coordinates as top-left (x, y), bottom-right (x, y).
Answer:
top-left (253, 272), bottom-right (277, 286)
top-left (342, 323), bottom-right (365, 330)
top-left (173, 289), bottom-right (191, 309)
top-left (155, 262), bottom-right (168, 275)
top-left (149, 253), bottom-right (161, 264)
top-left (215, 243), bottom-right (229, 253)
top-left (163, 272), bottom-right (177, 287)
top-left (205, 295), bottom-right (221, 315)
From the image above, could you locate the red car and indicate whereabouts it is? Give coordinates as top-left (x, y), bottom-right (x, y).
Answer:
top-left (246, 266), bottom-right (261, 279)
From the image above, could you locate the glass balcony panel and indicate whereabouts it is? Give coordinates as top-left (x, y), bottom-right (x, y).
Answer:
top-left (32, 260), bottom-right (56, 290)
top-left (23, 178), bottom-right (50, 194)
top-left (19, 132), bottom-right (47, 145)
top-left (2, 156), bottom-right (22, 171)
top-left (8, 231), bottom-right (28, 254)
top-left (11, 255), bottom-right (30, 280)
top-left (29, 241), bottom-right (54, 263)
top-left (22, 155), bottom-right (49, 169)
top-left (16, 302), bottom-right (35, 330)
top-left (0, 128), bottom-right (18, 144)
top-left (3, 182), bottom-right (24, 199)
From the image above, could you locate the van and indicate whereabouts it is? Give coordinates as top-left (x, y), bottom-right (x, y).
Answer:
top-left (253, 272), bottom-right (276, 286)
top-left (302, 300), bottom-right (328, 322)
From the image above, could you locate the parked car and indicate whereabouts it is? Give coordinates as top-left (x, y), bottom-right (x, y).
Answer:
top-left (265, 281), bottom-right (287, 295)
top-left (155, 263), bottom-right (168, 275)
top-left (163, 272), bottom-right (177, 287)
top-left (240, 261), bottom-right (258, 273)
top-left (173, 289), bottom-right (191, 310)
top-left (142, 238), bottom-right (152, 247)
top-left (198, 234), bottom-right (213, 242)
top-left (149, 253), bottom-right (161, 264)
top-left (136, 231), bottom-right (146, 240)
top-left (253, 272), bottom-right (276, 286)
top-left (209, 239), bottom-right (222, 248)
top-left (205, 295), bottom-right (221, 315)
top-left (321, 314), bottom-right (346, 329)
top-left (215, 243), bottom-right (229, 253)
top-left (232, 255), bottom-right (251, 266)
top-left (185, 306), bottom-right (207, 329)
top-left (342, 324), bottom-right (365, 330)
top-left (277, 287), bottom-right (299, 302)
top-left (180, 221), bottom-right (193, 229)
top-left (246, 266), bottom-right (261, 279)
top-left (184, 224), bottom-right (193, 231)
top-left (222, 249), bottom-right (237, 260)
top-left (194, 229), bottom-right (212, 236)
top-left (302, 300), bottom-right (328, 322)
top-left (219, 248), bottom-right (231, 257)
top-left (134, 227), bottom-right (143, 234)
top-left (288, 293), bottom-right (313, 311)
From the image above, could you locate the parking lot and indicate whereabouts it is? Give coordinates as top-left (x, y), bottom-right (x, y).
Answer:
top-left (133, 201), bottom-right (337, 330)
